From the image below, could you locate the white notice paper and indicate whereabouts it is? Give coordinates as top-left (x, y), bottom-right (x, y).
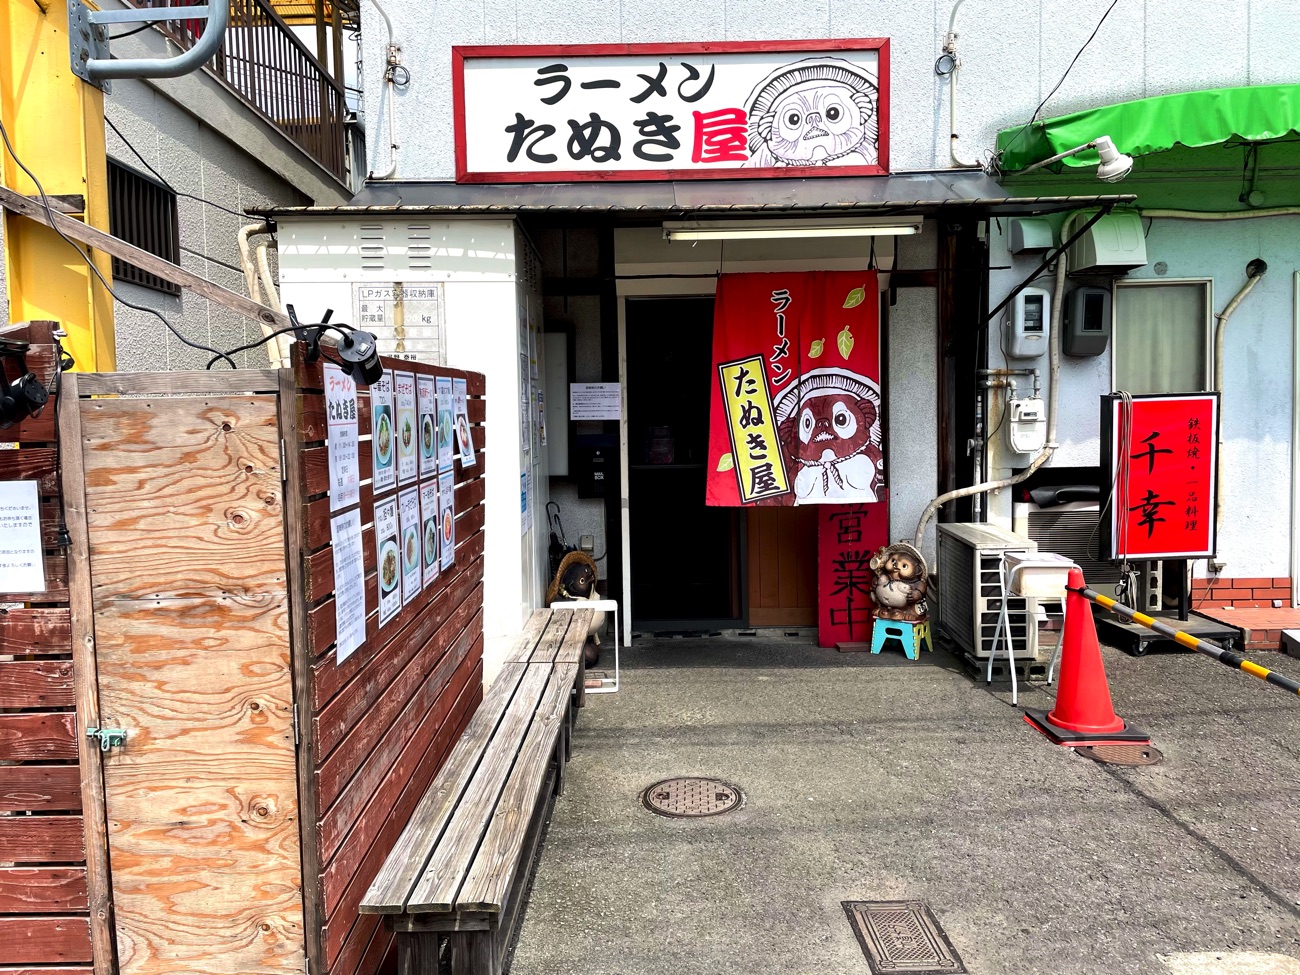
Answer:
top-left (330, 509), bottom-right (366, 664)
top-left (453, 377), bottom-right (476, 467)
top-left (417, 375), bottom-right (437, 479)
top-left (375, 496), bottom-right (401, 627)
top-left (570, 382), bottom-right (622, 420)
top-left (398, 487), bottom-right (422, 606)
top-left (0, 480), bottom-right (45, 594)
top-left (395, 371), bottom-right (418, 485)
top-left (370, 370), bottom-right (396, 493)
top-left (323, 364), bottom-right (360, 511)
top-left (420, 480), bottom-right (440, 588)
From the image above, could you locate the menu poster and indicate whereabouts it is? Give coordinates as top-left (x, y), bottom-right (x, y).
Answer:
top-left (520, 471), bottom-right (529, 537)
top-left (453, 377), bottom-right (476, 467)
top-left (375, 496), bottom-right (401, 626)
top-left (420, 480), bottom-right (441, 588)
top-left (395, 371), bottom-right (418, 485)
top-left (323, 364), bottom-right (360, 511)
top-left (398, 487), bottom-right (422, 606)
top-left (330, 509), bottom-right (367, 664)
top-left (370, 370), bottom-right (396, 493)
top-left (537, 389), bottom-right (547, 447)
top-left (436, 376), bottom-right (456, 472)
top-left (417, 375), bottom-right (437, 479)
top-left (519, 354), bottom-right (531, 453)
top-left (439, 471), bottom-right (456, 569)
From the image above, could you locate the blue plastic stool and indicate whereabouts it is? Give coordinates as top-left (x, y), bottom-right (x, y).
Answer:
top-left (870, 618), bottom-right (933, 660)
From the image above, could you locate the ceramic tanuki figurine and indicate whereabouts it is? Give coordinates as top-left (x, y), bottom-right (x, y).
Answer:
top-left (869, 542), bottom-right (929, 622)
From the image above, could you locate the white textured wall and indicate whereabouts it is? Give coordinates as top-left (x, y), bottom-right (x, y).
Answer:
top-left (988, 215), bottom-right (1300, 579)
top-left (362, 0), bottom-right (1295, 179)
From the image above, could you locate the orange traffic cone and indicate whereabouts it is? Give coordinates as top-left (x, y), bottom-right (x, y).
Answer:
top-left (1024, 567), bottom-right (1150, 747)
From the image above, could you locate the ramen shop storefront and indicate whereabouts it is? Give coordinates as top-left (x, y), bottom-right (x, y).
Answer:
top-left (274, 38), bottom-right (1131, 665)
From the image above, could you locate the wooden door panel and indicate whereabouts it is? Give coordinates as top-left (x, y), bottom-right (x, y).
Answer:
top-left (80, 395), bottom-right (304, 975)
top-left (81, 397), bottom-right (284, 602)
top-left (747, 505), bottom-right (818, 626)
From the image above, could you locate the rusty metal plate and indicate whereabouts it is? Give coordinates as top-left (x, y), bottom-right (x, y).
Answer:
top-left (641, 777), bottom-right (742, 818)
top-left (1078, 743), bottom-right (1165, 766)
top-left (843, 901), bottom-right (966, 975)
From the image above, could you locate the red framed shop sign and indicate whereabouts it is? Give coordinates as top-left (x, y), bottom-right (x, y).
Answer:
top-left (451, 39), bottom-right (890, 183)
top-left (1100, 393), bottom-right (1220, 560)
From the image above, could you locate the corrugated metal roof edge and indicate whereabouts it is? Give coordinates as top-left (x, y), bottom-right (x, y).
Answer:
top-left (255, 192), bottom-right (1135, 218)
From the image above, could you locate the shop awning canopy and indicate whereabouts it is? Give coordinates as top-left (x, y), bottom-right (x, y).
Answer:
top-left (996, 84), bottom-right (1300, 173)
top-left (258, 170), bottom-right (1132, 219)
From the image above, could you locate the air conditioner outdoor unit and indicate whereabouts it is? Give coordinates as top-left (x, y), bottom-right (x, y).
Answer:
top-left (936, 523), bottom-right (1040, 661)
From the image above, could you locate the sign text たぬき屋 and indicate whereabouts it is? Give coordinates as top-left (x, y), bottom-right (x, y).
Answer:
top-left (454, 40), bottom-right (889, 182)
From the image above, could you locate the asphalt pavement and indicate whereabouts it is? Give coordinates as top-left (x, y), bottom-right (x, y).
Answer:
top-left (510, 635), bottom-right (1300, 975)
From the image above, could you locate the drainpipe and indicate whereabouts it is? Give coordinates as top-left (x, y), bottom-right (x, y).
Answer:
top-left (941, 0), bottom-right (981, 169)
top-left (914, 255), bottom-right (1066, 549)
top-left (1213, 258), bottom-right (1268, 546)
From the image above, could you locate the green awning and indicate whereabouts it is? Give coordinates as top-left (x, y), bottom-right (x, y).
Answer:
top-left (996, 85), bottom-right (1300, 173)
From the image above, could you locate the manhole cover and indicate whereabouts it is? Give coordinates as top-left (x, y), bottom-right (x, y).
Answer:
top-left (843, 901), bottom-right (966, 974)
top-left (642, 777), bottom-right (742, 818)
top-left (1078, 743), bottom-right (1164, 766)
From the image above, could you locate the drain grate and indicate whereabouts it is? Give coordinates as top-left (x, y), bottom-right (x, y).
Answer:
top-left (1078, 743), bottom-right (1164, 766)
top-left (843, 901), bottom-right (966, 974)
top-left (642, 777), bottom-right (742, 818)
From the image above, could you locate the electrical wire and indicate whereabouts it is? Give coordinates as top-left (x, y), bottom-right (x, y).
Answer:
top-left (998, 0), bottom-right (1123, 162)
top-left (204, 322), bottom-right (353, 370)
top-left (110, 22), bottom-right (154, 40)
top-left (0, 116), bottom-right (237, 369)
top-left (105, 115), bottom-right (248, 219)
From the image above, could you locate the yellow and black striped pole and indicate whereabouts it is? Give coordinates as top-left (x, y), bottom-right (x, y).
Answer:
top-left (1076, 585), bottom-right (1300, 696)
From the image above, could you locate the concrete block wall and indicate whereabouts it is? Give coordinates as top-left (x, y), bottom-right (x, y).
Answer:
top-left (104, 79), bottom-right (312, 371)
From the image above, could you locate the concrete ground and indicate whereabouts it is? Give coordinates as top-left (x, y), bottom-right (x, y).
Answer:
top-left (511, 636), bottom-right (1300, 975)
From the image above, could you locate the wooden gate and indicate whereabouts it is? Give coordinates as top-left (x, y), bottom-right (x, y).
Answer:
top-left (61, 371), bottom-right (306, 975)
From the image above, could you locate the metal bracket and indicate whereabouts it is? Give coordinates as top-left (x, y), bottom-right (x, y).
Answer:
top-left (86, 726), bottom-right (127, 752)
top-left (68, 0), bottom-right (229, 90)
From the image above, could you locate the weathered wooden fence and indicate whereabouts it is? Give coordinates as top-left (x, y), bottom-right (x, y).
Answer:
top-left (0, 323), bottom-right (486, 975)
top-left (0, 320), bottom-right (95, 972)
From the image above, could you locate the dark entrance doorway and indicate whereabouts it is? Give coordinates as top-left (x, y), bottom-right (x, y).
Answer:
top-left (626, 297), bottom-right (743, 629)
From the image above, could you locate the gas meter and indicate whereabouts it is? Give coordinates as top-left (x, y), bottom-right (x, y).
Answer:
top-left (1007, 397), bottom-right (1047, 454)
top-left (1004, 287), bottom-right (1051, 359)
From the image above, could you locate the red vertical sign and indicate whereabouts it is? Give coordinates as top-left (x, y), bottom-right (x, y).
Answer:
top-left (1103, 393), bottom-right (1219, 560)
top-left (818, 499), bottom-right (890, 647)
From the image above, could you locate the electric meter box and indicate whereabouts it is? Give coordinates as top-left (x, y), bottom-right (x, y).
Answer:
top-left (1065, 287), bottom-right (1111, 356)
top-left (1004, 287), bottom-right (1051, 359)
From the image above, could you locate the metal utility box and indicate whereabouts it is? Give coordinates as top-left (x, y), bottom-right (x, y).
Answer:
top-left (936, 523), bottom-right (1040, 660)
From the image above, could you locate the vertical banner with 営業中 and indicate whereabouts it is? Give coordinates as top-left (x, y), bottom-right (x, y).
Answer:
top-left (818, 501), bottom-right (890, 648)
top-left (707, 270), bottom-right (884, 508)
top-left (1101, 393), bottom-right (1220, 560)
top-left (370, 370), bottom-right (396, 494)
top-left (395, 371), bottom-right (418, 485)
top-left (417, 374), bottom-right (437, 479)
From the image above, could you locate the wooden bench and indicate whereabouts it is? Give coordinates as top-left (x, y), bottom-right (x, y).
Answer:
top-left (361, 606), bottom-right (594, 975)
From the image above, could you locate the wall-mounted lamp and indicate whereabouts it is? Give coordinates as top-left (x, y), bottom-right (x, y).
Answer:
top-left (0, 338), bottom-right (49, 430)
top-left (1018, 134), bottom-right (1134, 183)
top-left (662, 216), bottom-right (924, 241)
top-left (286, 305), bottom-right (383, 386)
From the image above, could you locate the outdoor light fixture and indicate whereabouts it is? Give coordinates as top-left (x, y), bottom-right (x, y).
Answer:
top-left (1018, 134), bottom-right (1134, 183)
top-left (285, 304), bottom-right (383, 386)
top-left (662, 216), bottom-right (925, 241)
top-left (0, 338), bottom-right (49, 430)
